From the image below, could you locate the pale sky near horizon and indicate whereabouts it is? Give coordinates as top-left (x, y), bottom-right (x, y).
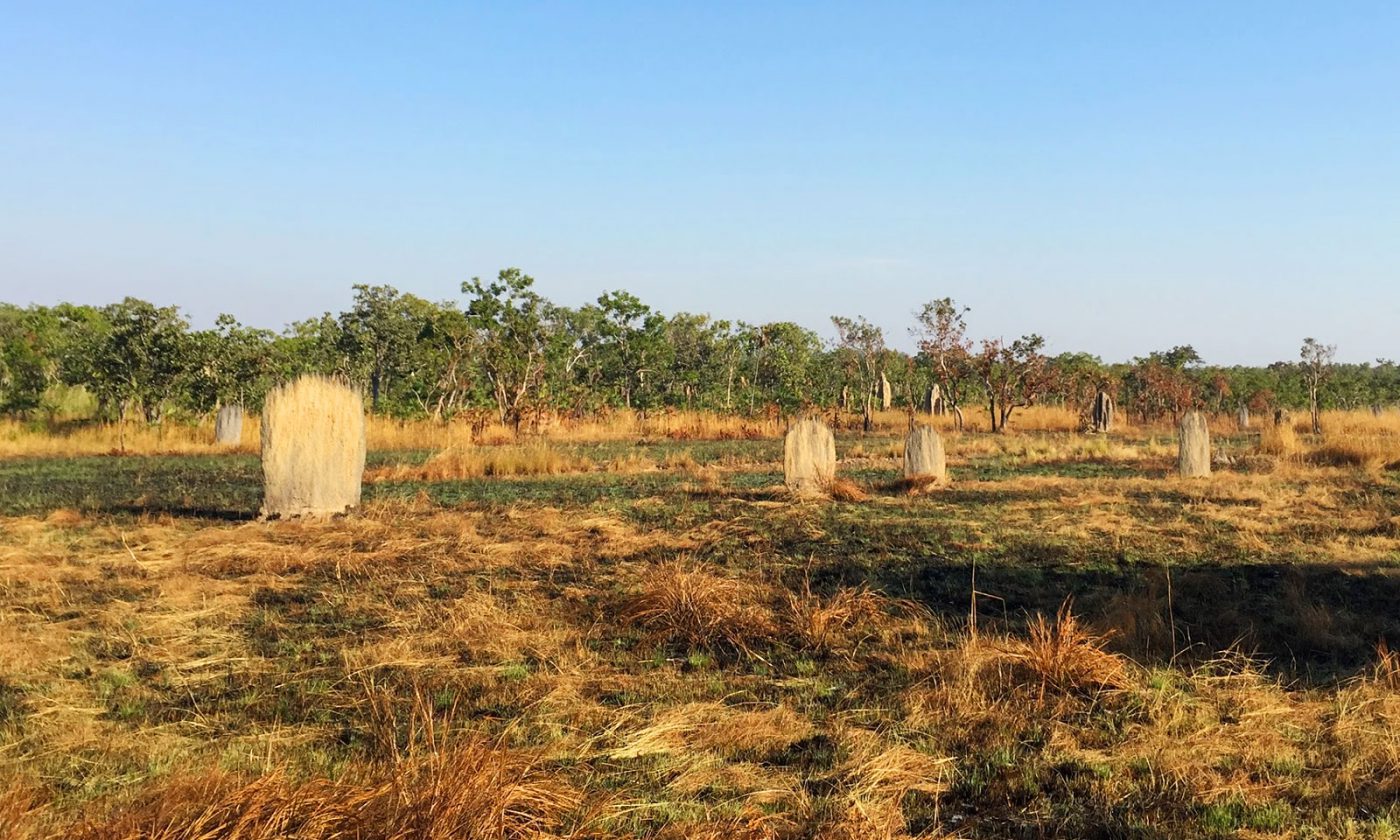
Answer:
top-left (2, 2), bottom-right (1397, 364)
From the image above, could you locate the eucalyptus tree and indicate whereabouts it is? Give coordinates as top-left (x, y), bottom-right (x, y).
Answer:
top-left (746, 321), bottom-right (823, 413)
top-left (911, 298), bottom-right (972, 429)
top-left (86, 298), bottom-right (191, 426)
top-left (462, 268), bottom-right (553, 430)
top-left (830, 315), bottom-right (886, 431)
top-left (972, 334), bottom-right (1050, 432)
top-left (663, 312), bottom-right (726, 410)
top-left (183, 314), bottom-right (276, 413)
top-left (1300, 337), bottom-right (1336, 434)
top-left (339, 284), bottom-right (431, 411)
top-left (588, 290), bottom-right (670, 412)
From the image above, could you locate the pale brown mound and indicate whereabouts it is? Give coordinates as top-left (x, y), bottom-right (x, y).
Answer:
top-left (260, 375), bottom-right (366, 519)
top-left (783, 417), bottom-right (836, 497)
top-left (902, 425), bottom-right (947, 482)
top-left (1178, 409), bottom-right (1211, 478)
top-left (214, 404), bottom-right (243, 445)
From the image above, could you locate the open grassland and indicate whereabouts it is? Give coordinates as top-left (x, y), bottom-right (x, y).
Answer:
top-left (3, 414), bottom-right (1400, 838)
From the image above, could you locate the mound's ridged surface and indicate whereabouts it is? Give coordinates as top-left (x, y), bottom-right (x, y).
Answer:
top-left (1178, 409), bottom-right (1211, 478)
top-left (260, 376), bottom-right (366, 518)
top-left (784, 417), bottom-right (836, 496)
top-left (903, 425), bottom-right (947, 482)
top-left (214, 404), bottom-right (243, 445)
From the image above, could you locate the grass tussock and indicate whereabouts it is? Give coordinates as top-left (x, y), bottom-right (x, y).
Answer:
top-left (1259, 420), bottom-right (1302, 459)
top-left (1004, 604), bottom-right (1130, 701)
top-left (623, 560), bottom-right (778, 655)
top-left (784, 585), bottom-right (901, 656)
top-left (54, 739), bottom-right (577, 840)
top-left (368, 444), bottom-right (585, 482)
top-left (827, 477), bottom-right (870, 502)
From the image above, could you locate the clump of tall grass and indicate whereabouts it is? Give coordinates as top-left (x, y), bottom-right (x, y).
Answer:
top-left (827, 477), bottom-right (870, 502)
top-left (1258, 421), bottom-right (1302, 459)
top-left (1308, 435), bottom-right (1400, 471)
top-left (783, 585), bottom-right (898, 656)
top-left (56, 740), bottom-right (578, 840)
top-left (1002, 604), bottom-right (1130, 701)
top-left (368, 444), bottom-right (584, 482)
top-left (623, 560), bottom-right (778, 655)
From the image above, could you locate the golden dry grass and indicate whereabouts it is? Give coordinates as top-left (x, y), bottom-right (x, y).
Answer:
top-left (623, 559), bottom-right (779, 655)
top-left (0, 404), bottom-right (1086, 458)
top-left (8, 412), bottom-right (1400, 836)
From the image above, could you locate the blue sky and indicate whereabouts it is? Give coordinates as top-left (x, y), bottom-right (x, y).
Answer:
top-left (2, 2), bottom-right (1396, 364)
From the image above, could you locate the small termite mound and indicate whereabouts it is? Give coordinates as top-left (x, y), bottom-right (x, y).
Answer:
top-left (214, 404), bottom-right (244, 445)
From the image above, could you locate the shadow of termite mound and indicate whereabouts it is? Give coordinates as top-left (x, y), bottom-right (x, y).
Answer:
top-left (813, 555), bottom-right (1400, 683)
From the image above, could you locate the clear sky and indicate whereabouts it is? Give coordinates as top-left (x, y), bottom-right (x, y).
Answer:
top-left (2, 2), bottom-right (1396, 364)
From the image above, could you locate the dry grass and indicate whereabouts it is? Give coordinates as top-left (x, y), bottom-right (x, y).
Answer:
top-left (9, 414), bottom-right (1400, 836)
top-left (827, 476), bottom-right (870, 502)
top-left (367, 444), bottom-right (585, 482)
top-left (784, 585), bottom-right (899, 656)
top-left (0, 417), bottom-right (259, 457)
top-left (1309, 434), bottom-right (1400, 472)
top-left (0, 404), bottom-right (1086, 458)
top-left (623, 559), bottom-right (778, 656)
top-left (51, 739), bottom-right (578, 840)
top-left (1259, 419), bottom-right (1302, 459)
top-left (1003, 604), bottom-right (1130, 701)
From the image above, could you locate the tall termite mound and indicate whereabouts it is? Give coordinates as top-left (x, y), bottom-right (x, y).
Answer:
top-left (260, 375), bottom-right (366, 519)
top-left (784, 417), bottom-right (836, 497)
top-left (877, 373), bottom-right (893, 411)
top-left (1237, 404), bottom-right (1250, 430)
top-left (1178, 410), bottom-right (1211, 478)
top-left (1091, 390), bottom-right (1114, 433)
top-left (925, 384), bottom-right (945, 416)
top-left (214, 404), bottom-right (244, 445)
top-left (903, 425), bottom-right (947, 482)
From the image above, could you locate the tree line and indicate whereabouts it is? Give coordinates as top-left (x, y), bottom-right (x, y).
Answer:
top-left (0, 269), bottom-right (1392, 431)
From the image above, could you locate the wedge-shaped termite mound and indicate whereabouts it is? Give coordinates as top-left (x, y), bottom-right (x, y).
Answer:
top-left (214, 404), bottom-right (244, 445)
top-left (1178, 410), bottom-right (1211, 478)
top-left (1091, 390), bottom-right (1114, 433)
top-left (903, 425), bottom-right (947, 483)
top-left (260, 375), bottom-right (366, 519)
top-left (784, 417), bottom-right (836, 497)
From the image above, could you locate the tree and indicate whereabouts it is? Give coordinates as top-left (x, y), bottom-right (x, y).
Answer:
top-left (88, 298), bottom-right (190, 428)
top-left (830, 315), bottom-right (886, 432)
top-left (663, 313), bottom-right (729, 411)
top-left (1300, 337), bottom-right (1336, 434)
top-left (1123, 347), bottom-right (1202, 423)
top-left (0, 305), bottom-right (63, 417)
top-left (911, 298), bottom-right (972, 429)
top-left (412, 303), bottom-right (480, 419)
top-left (746, 322), bottom-right (823, 413)
top-left (339, 284), bottom-right (427, 411)
top-left (462, 268), bottom-right (552, 430)
top-left (588, 290), bottom-right (670, 412)
top-left (183, 314), bottom-right (275, 413)
top-left (972, 334), bottom-right (1049, 432)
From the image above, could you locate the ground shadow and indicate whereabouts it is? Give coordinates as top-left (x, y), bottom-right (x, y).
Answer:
top-left (109, 504), bottom-right (258, 522)
top-left (805, 554), bottom-right (1400, 683)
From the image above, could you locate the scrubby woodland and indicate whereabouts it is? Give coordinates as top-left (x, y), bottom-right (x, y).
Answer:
top-left (3, 274), bottom-right (1400, 839)
top-left (0, 270), bottom-right (1393, 434)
